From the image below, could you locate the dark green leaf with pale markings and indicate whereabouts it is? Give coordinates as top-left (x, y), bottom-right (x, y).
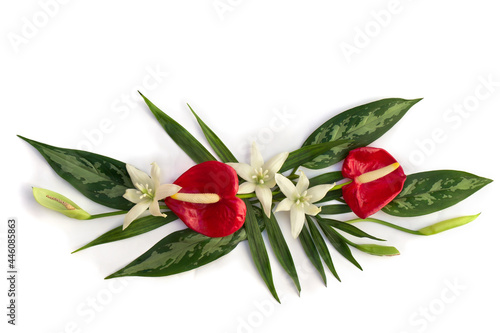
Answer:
top-left (279, 140), bottom-right (351, 173)
top-left (72, 214), bottom-right (179, 253)
top-left (383, 170), bottom-right (492, 217)
top-left (19, 136), bottom-right (134, 210)
top-left (139, 93), bottom-right (216, 164)
top-left (105, 207), bottom-right (265, 279)
top-left (302, 98), bottom-right (422, 169)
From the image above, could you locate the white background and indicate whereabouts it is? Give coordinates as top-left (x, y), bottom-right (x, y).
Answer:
top-left (1, 1), bottom-right (499, 332)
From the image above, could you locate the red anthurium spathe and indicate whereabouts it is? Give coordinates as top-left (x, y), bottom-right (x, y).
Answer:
top-left (164, 161), bottom-right (246, 237)
top-left (342, 147), bottom-right (406, 219)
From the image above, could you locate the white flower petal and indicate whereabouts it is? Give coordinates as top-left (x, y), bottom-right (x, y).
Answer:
top-left (227, 163), bottom-right (255, 182)
top-left (275, 174), bottom-right (298, 199)
top-left (237, 182), bottom-right (256, 194)
top-left (126, 164), bottom-right (154, 190)
top-left (155, 184), bottom-right (181, 200)
top-left (250, 142), bottom-right (264, 169)
top-left (262, 178), bottom-right (276, 189)
top-left (276, 198), bottom-right (294, 212)
top-left (308, 184), bottom-right (335, 203)
top-left (263, 152), bottom-right (289, 174)
top-left (123, 189), bottom-right (144, 204)
top-left (303, 203), bottom-right (321, 216)
top-left (296, 171), bottom-right (310, 195)
top-left (290, 204), bottom-right (306, 239)
top-left (123, 201), bottom-right (150, 229)
top-left (255, 186), bottom-right (272, 218)
top-left (150, 162), bottom-right (161, 189)
top-left (149, 200), bottom-right (166, 218)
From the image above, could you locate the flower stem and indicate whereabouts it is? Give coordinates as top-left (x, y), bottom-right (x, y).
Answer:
top-left (87, 210), bottom-right (128, 220)
top-left (237, 190), bottom-right (281, 199)
top-left (330, 180), bottom-right (352, 191)
top-left (345, 217), bottom-right (423, 235)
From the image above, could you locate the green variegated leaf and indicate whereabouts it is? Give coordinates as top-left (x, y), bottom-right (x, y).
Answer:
top-left (298, 224), bottom-right (327, 285)
top-left (188, 104), bottom-right (238, 163)
top-left (302, 98), bottom-right (421, 169)
top-left (105, 227), bottom-right (246, 279)
top-left (72, 214), bottom-right (179, 253)
top-left (279, 140), bottom-right (350, 173)
top-left (105, 207), bottom-right (265, 279)
top-left (19, 136), bottom-right (134, 210)
top-left (383, 170), bottom-right (492, 217)
top-left (306, 216), bottom-right (340, 282)
top-left (139, 93), bottom-right (216, 164)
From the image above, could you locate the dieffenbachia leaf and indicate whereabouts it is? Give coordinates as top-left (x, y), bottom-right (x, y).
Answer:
top-left (188, 104), bottom-right (238, 163)
top-left (302, 98), bottom-right (422, 169)
top-left (318, 220), bottom-right (362, 270)
top-left (19, 136), bottom-right (134, 210)
top-left (105, 227), bottom-right (246, 279)
top-left (263, 212), bottom-right (301, 293)
top-left (72, 214), bottom-right (179, 253)
top-left (383, 170), bottom-right (492, 217)
top-left (139, 93), bottom-right (216, 164)
top-left (244, 200), bottom-right (280, 303)
top-left (306, 216), bottom-right (340, 282)
top-left (298, 223), bottom-right (327, 285)
top-left (279, 140), bottom-right (351, 173)
top-left (105, 207), bottom-right (266, 279)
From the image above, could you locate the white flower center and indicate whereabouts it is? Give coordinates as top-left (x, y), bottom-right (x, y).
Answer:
top-left (252, 167), bottom-right (270, 185)
top-left (294, 190), bottom-right (312, 208)
top-left (136, 183), bottom-right (154, 200)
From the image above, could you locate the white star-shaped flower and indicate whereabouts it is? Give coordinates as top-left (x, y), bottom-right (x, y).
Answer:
top-left (227, 142), bottom-right (288, 217)
top-left (275, 171), bottom-right (334, 238)
top-left (122, 162), bottom-right (181, 229)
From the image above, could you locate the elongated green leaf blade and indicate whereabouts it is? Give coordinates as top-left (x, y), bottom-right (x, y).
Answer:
top-left (188, 104), bottom-right (238, 163)
top-left (383, 170), bottom-right (492, 217)
top-left (317, 216), bottom-right (384, 241)
top-left (309, 171), bottom-right (344, 187)
top-left (279, 140), bottom-right (351, 172)
top-left (244, 200), bottom-right (280, 303)
top-left (105, 227), bottom-right (246, 279)
top-left (139, 93), bottom-right (216, 164)
top-left (306, 216), bottom-right (340, 282)
top-left (72, 214), bottom-right (178, 253)
top-left (350, 243), bottom-right (400, 256)
top-left (263, 212), bottom-right (301, 293)
top-left (19, 136), bottom-right (134, 210)
top-left (318, 221), bottom-right (362, 270)
top-left (318, 204), bottom-right (352, 215)
top-left (298, 224), bottom-right (327, 285)
top-left (302, 98), bottom-right (422, 169)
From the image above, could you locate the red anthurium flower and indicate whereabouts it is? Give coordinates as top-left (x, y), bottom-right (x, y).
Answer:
top-left (164, 161), bottom-right (246, 237)
top-left (342, 147), bottom-right (406, 219)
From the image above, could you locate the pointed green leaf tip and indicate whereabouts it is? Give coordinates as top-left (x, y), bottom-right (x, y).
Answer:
top-left (33, 187), bottom-right (91, 220)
